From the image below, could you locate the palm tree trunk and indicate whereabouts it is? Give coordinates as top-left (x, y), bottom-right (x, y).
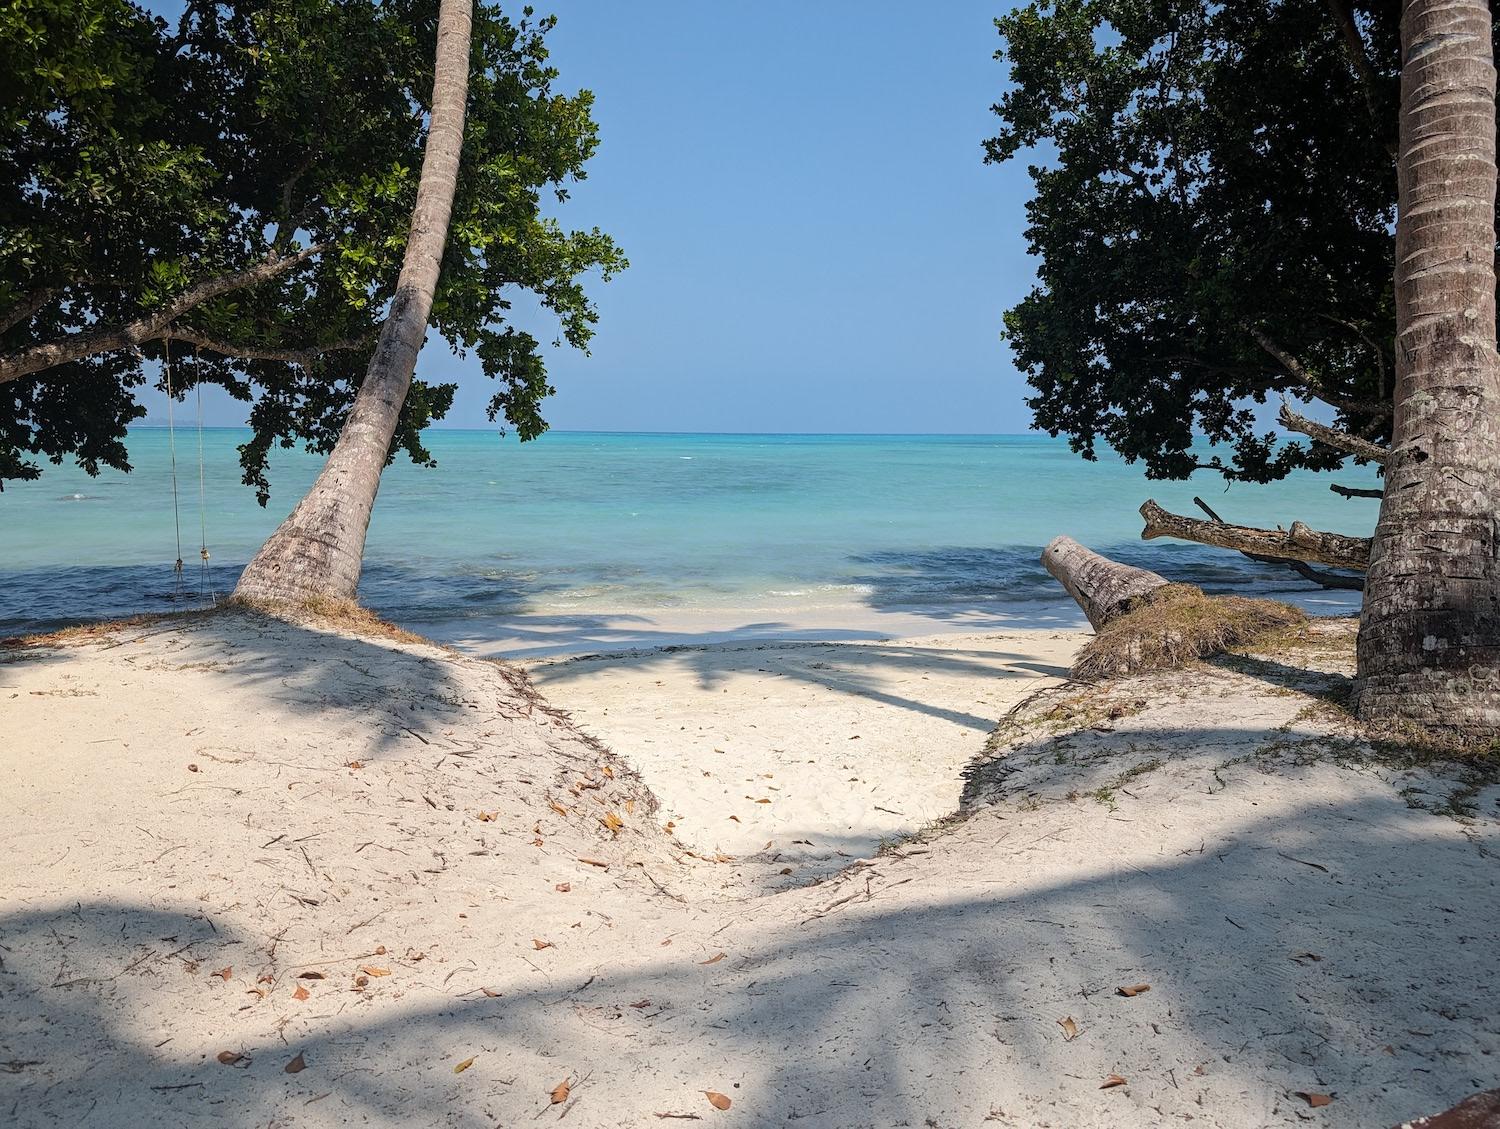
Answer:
top-left (233, 0), bottom-right (473, 604)
top-left (1355, 0), bottom-right (1500, 739)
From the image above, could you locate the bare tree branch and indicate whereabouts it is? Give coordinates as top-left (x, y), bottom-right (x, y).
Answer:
top-left (1192, 496), bottom-right (1364, 591)
top-left (164, 326), bottom-right (370, 369)
top-left (1330, 482), bottom-right (1383, 500)
top-left (0, 244), bottom-right (326, 385)
top-left (1140, 499), bottom-right (1370, 570)
top-left (0, 287), bottom-right (59, 336)
top-left (1324, 0), bottom-right (1397, 159)
top-left (1247, 326), bottom-right (1389, 415)
top-left (1278, 401), bottom-right (1389, 463)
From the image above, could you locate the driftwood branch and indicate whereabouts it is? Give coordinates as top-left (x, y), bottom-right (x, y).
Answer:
top-left (0, 244), bottom-right (326, 384)
top-left (164, 326), bottom-right (370, 369)
top-left (1330, 482), bottom-right (1383, 500)
top-left (1140, 499), bottom-right (1370, 570)
top-left (1277, 402), bottom-right (1389, 464)
top-left (1191, 497), bottom-right (1364, 591)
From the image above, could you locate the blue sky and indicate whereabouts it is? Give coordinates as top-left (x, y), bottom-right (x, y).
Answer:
top-left (143, 1), bottom-right (1039, 433)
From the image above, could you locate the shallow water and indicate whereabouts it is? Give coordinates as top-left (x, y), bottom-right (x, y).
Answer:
top-left (0, 429), bottom-right (1379, 640)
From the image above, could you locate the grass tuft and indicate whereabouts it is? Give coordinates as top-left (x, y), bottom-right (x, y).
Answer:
top-left (1072, 584), bottom-right (1306, 681)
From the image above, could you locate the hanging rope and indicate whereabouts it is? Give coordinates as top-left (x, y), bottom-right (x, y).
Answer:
top-left (163, 337), bottom-right (185, 599)
top-left (192, 345), bottom-right (217, 606)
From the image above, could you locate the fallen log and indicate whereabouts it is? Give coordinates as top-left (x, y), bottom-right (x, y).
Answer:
top-left (1140, 500), bottom-right (1371, 571)
top-left (1041, 535), bottom-right (1170, 630)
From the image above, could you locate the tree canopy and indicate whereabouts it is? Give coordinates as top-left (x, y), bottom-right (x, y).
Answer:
top-left (1, 0), bottom-right (623, 501)
top-left (987, 1), bottom-right (1439, 483)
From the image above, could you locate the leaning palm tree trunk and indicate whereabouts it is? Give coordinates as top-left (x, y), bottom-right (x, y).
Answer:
top-left (1355, 0), bottom-right (1500, 738)
top-left (234, 0), bottom-right (473, 603)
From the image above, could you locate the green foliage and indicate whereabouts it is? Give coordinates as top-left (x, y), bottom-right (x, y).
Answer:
top-left (1, 0), bottom-right (624, 501)
top-left (987, 2), bottom-right (1421, 482)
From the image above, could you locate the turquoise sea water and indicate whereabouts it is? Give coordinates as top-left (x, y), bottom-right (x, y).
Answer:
top-left (0, 429), bottom-right (1381, 638)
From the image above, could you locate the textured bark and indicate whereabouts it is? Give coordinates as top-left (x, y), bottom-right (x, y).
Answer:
top-left (1140, 500), bottom-right (1371, 571)
top-left (1041, 535), bottom-right (1171, 630)
top-left (1278, 402), bottom-right (1390, 463)
top-left (1355, 0), bottom-right (1500, 738)
top-left (234, 0), bottom-right (473, 603)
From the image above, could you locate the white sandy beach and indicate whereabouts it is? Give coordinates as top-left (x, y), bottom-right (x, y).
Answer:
top-left (2, 609), bottom-right (1497, 1128)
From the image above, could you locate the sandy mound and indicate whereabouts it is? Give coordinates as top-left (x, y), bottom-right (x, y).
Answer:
top-left (3, 612), bottom-right (1496, 1128)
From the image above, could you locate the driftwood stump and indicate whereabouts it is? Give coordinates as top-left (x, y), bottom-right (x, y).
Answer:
top-left (1392, 1088), bottom-right (1500, 1128)
top-left (1041, 535), bottom-right (1170, 630)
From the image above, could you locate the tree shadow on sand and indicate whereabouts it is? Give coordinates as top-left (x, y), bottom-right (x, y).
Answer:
top-left (1, 775), bottom-right (1493, 1128)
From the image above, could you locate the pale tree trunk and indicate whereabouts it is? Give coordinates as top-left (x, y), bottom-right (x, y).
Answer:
top-left (1042, 536), bottom-right (1170, 630)
top-left (1355, 0), bottom-right (1500, 739)
top-left (234, 0), bottom-right (473, 603)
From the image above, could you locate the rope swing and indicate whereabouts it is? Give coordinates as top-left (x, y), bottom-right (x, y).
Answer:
top-left (163, 334), bottom-right (216, 607)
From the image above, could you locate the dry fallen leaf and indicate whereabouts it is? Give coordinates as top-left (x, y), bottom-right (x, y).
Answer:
top-left (353, 975), bottom-right (369, 989)
top-left (1100, 1074), bottom-right (1128, 1090)
top-left (754, 798), bottom-right (771, 804)
top-left (360, 965), bottom-right (391, 977)
top-left (1058, 1016), bottom-right (1080, 1041)
top-left (284, 1052), bottom-right (306, 1074)
top-left (630, 999), bottom-right (651, 1008)
top-left (555, 882), bottom-right (571, 893)
top-left (699, 952), bottom-right (726, 965)
top-left (551, 1078), bottom-right (571, 1104)
top-left (1117, 983), bottom-right (1151, 997)
top-left (705, 1091), bottom-right (732, 1110)
top-left (1294, 1092), bottom-right (1334, 1108)
top-left (454, 1057), bottom-right (476, 1074)
top-left (727, 815), bottom-right (740, 822)
top-left (549, 802), bottom-right (569, 817)
top-left (292, 984), bottom-right (310, 1001)
top-left (481, 987), bottom-right (502, 998)
top-left (346, 760), bottom-right (363, 770)
top-left (602, 812), bottom-right (624, 833)
top-left (216, 1050), bottom-right (248, 1068)
top-left (533, 938), bottom-right (555, 951)
top-left (475, 810), bottom-right (497, 822)
top-left (213, 967), bottom-right (232, 982)
top-left (601, 764), bottom-right (614, 778)
top-left (187, 764), bottom-right (200, 773)
top-left (624, 798), bottom-right (635, 814)
top-left (296, 970), bottom-right (325, 980)
top-left (579, 857), bottom-right (609, 869)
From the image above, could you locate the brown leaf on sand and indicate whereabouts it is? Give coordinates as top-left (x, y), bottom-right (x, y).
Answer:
top-left (284, 1052), bottom-right (306, 1074)
top-left (475, 810), bottom-right (497, 822)
top-left (359, 965), bottom-right (391, 977)
top-left (1116, 983), bottom-right (1151, 997)
top-left (630, 999), bottom-right (651, 1008)
top-left (1100, 1074), bottom-right (1128, 1090)
top-left (296, 970), bottom-right (325, 980)
top-left (601, 764), bottom-right (614, 778)
top-left (216, 1050), bottom-right (249, 1067)
top-left (699, 952), bottom-right (726, 965)
top-left (481, 987), bottom-right (502, 998)
top-left (602, 811), bottom-right (624, 833)
top-left (551, 1078), bottom-right (571, 1104)
top-left (533, 938), bottom-right (555, 951)
top-left (1057, 1017), bottom-right (1080, 1041)
top-left (549, 802), bottom-right (569, 817)
top-left (292, 984), bottom-right (310, 1001)
top-left (454, 1056), bottom-right (476, 1074)
top-left (213, 967), bottom-right (232, 981)
top-left (705, 1091), bottom-right (732, 1110)
top-left (555, 882), bottom-right (571, 893)
top-left (1294, 1091), bottom-right (1334, 1108)
top-left (579, 857), bottom-right (609, 869)
top-left (346, 760), bottom-right (363, 770)
top-left (727, 815), bottom-right (740, 822)
top-left (754, 798), bottom-right (771, 804)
